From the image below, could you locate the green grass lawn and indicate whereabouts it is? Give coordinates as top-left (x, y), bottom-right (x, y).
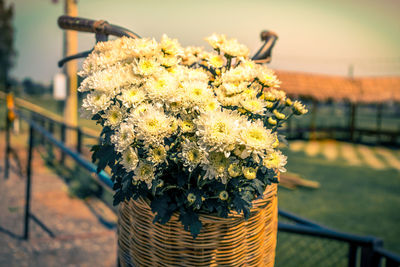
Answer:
top-left (279, 148), bottom-right (400, 254)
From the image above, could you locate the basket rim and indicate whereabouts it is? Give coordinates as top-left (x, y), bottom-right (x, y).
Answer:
top-left (122, 184), bottom-right (277, 222)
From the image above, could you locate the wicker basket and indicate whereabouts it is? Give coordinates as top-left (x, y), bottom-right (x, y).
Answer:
top-left (118, 184), bottom-right (278, 267)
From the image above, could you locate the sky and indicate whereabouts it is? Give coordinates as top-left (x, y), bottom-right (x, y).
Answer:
top-left (7, 0), bottom-right (400, 84)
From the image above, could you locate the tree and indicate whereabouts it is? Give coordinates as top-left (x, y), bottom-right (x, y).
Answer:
top-left (0, 0), bottom-right (15, 90)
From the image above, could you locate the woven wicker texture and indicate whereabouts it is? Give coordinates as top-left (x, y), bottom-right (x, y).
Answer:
top-left (118, 184), bottom-right (278, 267)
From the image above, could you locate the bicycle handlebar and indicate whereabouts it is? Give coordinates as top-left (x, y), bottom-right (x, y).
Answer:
top-left (57, 15), bottom-right (277, 65)
top-left (57, 15), bottom-right (141, 39)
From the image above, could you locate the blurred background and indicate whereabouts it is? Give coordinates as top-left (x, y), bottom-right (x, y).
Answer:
top-left (1, 0), bottom-right (399, 266)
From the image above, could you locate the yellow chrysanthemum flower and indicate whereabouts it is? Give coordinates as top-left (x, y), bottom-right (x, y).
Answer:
top-left (263, 151), bottom-right (287, 172)
top-left (102, 104), bottom-right (125, 129)
top-left (203, 152), bottom-right (230, 183)
top-left (147, 146), bottom-right (167, 164)
top-left (208, 55), bottom-right (225, 68)
top-left (243, 167), bottom-right (257, 180)
top-left (273, 109), bottom-right (286, 120)
top-left (240, 120), bottom-right (274, 157)
top-left (196, 109), bottom-right (242, 155)
top-left (133, 161), bottom-right (155, 189)
top-left (240, 98), bottom-right (266, 115)
top-left (121, 147), bottom-right (139, 172)
top-left (135, 58), bottom-right (161, 76)
top-left (228, 162), bottom-right (242, 177)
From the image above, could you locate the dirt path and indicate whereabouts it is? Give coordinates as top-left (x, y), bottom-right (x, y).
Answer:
top-left (0, 132), bottom-right (117, 267)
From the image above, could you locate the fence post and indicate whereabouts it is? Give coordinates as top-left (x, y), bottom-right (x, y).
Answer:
top-left (49, 121), bottom-right (54, 148)
top-left (376, 104), bottom-right (383, 144)
top-left (309, 99), bottom-right (318, 140)
top-left (360, 239), bottom-right (383, 267)
top-left (4, 104), bottom-right (11, 179)
top-left (4, 89), bottom-right (13, 179)
top-left (60, 124), bottom-right (66, 164)
top-left (349, 102), bottom-right (357, 142)
top-left (40, 117), bottom-right (45, 145)
top-left (77, 128), bottom-right (82, 154)
top-left (23, 125), bottom-right (34, 240)
top-left (348, 244), bottom-right (358, 267)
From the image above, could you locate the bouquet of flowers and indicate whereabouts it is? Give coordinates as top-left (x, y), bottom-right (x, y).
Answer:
top-left (79, 34), bottom-right (307, 237)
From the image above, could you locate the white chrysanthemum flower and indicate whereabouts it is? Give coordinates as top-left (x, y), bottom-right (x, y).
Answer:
top-left (205, 33), bottom-right (227, 50)
top-left (121, 147), bottom-right (139, 172)
top-left (263, 150), bottom-right (287, 172)
top-left (214, 86), bottom-right (245, 107)
top-left (145, 72), bottom-right (179, 102)
top-left (132, 105), bottom-right (174, 146)
top-left (181, 46), bottom-right (203, 66)
top-left (293, 100), bottom-right (308, 115)
top-left (202, 152), bottom-right (230, 184)
top-left (117, 86), bottom-right (146, 108)
top-left (220, 81), bottom-right (249, 96)
top-left (220, 38), bottom-right (249, 58)
top-left (203, 98), bottom-right (220, 112)
top-left (206, 54), bottom-right (225, 69)
top-left (181, 67), bottom-right (210, 82)
top-left (81, 40), bottom-right (138, 76)
top-left (102, 104), bottom-right (126, 129)
top-left (240, 98), bottom-right (266, 114)
top-left (221, 64), bottom-right (256, 83)
top-left (182, 81), bottom-right (215, 111)
top-left (179, 139), bottom-right (207, 171)
top-left (160, 54), bottom-right (181, 67)
top-left (180, 119), bottom-right (196, 133)
top-left (80, 50), bottom-right (120, 76)
top-left (160, 34), bottom-right (183, 56)
top-left (257, 66), bottom-right (281, 88)
top-left (196, 109), bottom-right (242, 156)
top-left (133, 57), bottom-right (162, 76)
top-left (121, 37), bottom-right (160, 58)
top-left (81, 91), bottom-right (112, 114)
top-left (239, 119), bottom-right (275, 160)
top-left (133, 161), bottom-right (155, 189)
top-left (79, 64), bottom-right (136, 94)
top-left (263, 88), bottom-right (286, 102)
top-left (241, 87), bottom-right (259, 99)
top-left (111, 123), bottom-right (135, 153)
top-left (147, 145), bottom-right (167, 165)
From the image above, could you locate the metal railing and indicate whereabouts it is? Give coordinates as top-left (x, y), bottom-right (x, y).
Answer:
top-left (28, 110), bottom-right (99, 162)
top-left (276, 210), bottom-right (400, 267)
top-left (13, 109), bottom-right (112, 240)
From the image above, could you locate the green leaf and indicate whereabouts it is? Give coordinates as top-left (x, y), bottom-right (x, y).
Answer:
top-left (176, 171), bottom-right (187, 187)
top-left (233, 194), bottom-right (252, 219)
top-left (203, 199), bottom-right (218, 213)
top-left (151, 194), bottom-right (175, 224)
top-left (93, 145), bottom-right (115, 173)
top-left (216, 204), bottom-right (229, 218)
top-left (113, 190), bottom-right (124, 206)
top-left (251, 177), bottom-right (265, 196)
top-left (179, 208), bottom-right (202, 238)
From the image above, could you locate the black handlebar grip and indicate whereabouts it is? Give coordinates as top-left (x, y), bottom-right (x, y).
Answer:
top-left (58, 15), bottom-right (97, 33)
top-left (57, 15), bottom-right (141, 39)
